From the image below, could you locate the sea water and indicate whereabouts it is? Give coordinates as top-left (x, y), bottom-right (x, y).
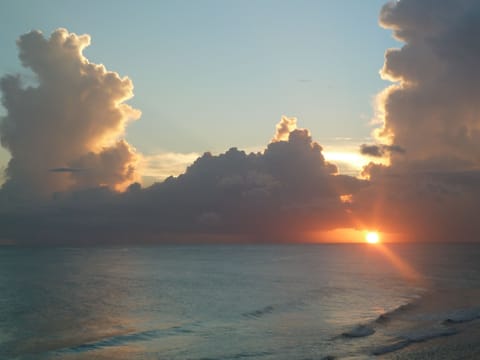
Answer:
top-left (0, 243), bottom-right (479, 359)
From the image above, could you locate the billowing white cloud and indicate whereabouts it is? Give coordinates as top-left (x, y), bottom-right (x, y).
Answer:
top-left (0, 29), bottom-right (141, 198)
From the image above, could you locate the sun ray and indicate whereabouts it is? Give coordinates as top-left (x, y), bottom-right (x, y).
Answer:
top-left (373, 243), bottom-right (425, 284)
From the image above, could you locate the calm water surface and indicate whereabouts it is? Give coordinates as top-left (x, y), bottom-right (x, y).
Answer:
top-left (1, 244), bottom-right (479, 359)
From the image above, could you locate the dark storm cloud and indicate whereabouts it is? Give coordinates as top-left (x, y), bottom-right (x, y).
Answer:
top-left (48, 168), bottom-right (84, 173)
top-left (0, 117), bottom-right (366, 244)
top-left (355, 0), bottom-right (480, 241)
top-left (360, 144), bottom-right (405, 157)
top-left (354, 167), bottom-right (480, 241)
top-left (375, 0), bottom-right (480, 169)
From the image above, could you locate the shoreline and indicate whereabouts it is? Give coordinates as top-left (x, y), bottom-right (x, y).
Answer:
top-left (379, 318), bottom-right (480, 359)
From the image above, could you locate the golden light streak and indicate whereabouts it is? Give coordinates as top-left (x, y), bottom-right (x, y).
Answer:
top-left (373, 243), bottom-right (424, 284)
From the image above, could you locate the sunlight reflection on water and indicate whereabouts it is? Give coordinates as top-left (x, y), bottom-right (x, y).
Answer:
top-left (0, 244), bottom-right (479, 359)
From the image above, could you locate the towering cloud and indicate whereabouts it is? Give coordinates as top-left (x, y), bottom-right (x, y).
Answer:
top-left (357, 0), bottom-right (480, 241)
top-left (374, 0), bottom-right (480, 171)
top-left (0, 29), bottom-right (141, 198)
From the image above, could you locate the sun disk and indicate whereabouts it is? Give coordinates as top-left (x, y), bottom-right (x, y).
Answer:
top-left (365, 231), bottom-right (380, 244)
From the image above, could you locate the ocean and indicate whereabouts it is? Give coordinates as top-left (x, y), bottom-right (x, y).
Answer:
top-left (1, 243), bottom-right (479, 359)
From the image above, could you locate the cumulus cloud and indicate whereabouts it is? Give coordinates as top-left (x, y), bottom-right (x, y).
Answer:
top-left (0, 28), bottom-right (141, 198)
top-left (8, 9), bottom-right (480, 244)
top-left (373, 0), bottom-right (480, 170)
top-left (272, 116), bottom-right (297, 142)
top-left (0, 117), bottom-right (366, 244)
top-left (355, 0), bottom-right (480, 241)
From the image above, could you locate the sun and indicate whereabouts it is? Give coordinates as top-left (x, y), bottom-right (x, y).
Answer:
top-left (365, 231), bottom-right (380, 244)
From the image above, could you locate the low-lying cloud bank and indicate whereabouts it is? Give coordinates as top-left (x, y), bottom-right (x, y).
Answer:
top-left (4, 0), bottom-right (480, 245)
top-left (0, 117), bottom-right (366, 243)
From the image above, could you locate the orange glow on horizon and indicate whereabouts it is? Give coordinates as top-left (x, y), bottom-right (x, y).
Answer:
top-left (305, 229), bottom-right (424, 284)
top-left (310, 228), bottom-right (398, 243)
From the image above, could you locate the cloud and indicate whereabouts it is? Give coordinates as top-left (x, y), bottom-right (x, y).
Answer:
top-left (0, 117), bottom-right (366, 244)
top-left (360, 144), bottom-right (405, 157)
top-left (272, 115), bottom-right (297, 142)
top-left (6, 13), bottom-right (480, 244)
top-left (0, 29), bottom-right (141, 198)
top-left (355, 0), bottom-right (480, 241)
top-left (68, 140), bottom-right (139, 191)
top-left (353, 167), bottom-right (480, 241)
top-left (374, 0), bottom-right (480, 170)
top-left (48, 167), bottom-right (84, 173)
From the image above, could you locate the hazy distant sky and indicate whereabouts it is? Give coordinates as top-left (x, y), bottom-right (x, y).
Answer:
top-left (0, 0), bottom-right (396, 163)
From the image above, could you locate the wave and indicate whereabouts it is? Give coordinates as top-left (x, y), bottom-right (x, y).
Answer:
top-left (443, 307), bottom-right (480, 324)
top-left (374, 301), bottom-right (415, 323)
top-left (242, 305), bottom-right (275, 318)
top-left (401, 326), bottom-right (458, 342)
top-left (370, 299), bottom-right (480, 355)
top-left (241, 297), bottom-right (309, 319)
top-left (226, 350), bottom-right (273, 359)
top-left (53, 323), bottom-right (196, 354)
top-left (195, 350), bottom-right (274, 360)
top-left (241, 286), bottom-right (344, 321)
top-left (334, 294), bottom-right (471, 357)
top-left (370, 303), bottom-right (480, 356)
top-left (372, 326), bottom-right (458, 355)
top-left (333, 300), bottom-right (417, 340)
top-left (341, 324), bottom-right (375, 338)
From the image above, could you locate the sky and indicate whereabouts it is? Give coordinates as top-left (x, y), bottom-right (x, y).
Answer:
top-left (1, 0), bottom-right (480, 244)
top-left (0, 0), bottom-right (397, 180)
